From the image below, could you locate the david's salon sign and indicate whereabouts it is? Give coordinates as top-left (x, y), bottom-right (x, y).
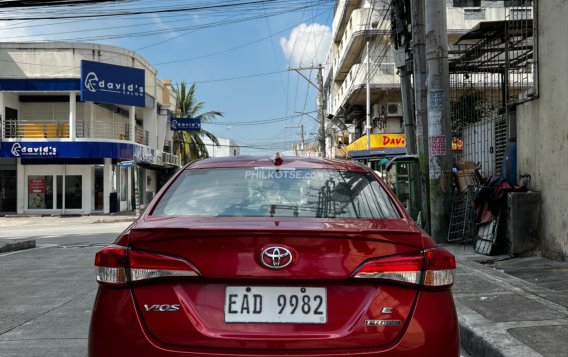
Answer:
top-left (81, 60), bottom-right (145, 107)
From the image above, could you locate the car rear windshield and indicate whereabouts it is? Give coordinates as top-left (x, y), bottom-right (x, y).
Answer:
top-left (152, 167), bottom-right (401, 219)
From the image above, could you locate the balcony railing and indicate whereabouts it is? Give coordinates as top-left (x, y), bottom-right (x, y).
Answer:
top-left (333, 7), bottom-right (390, 81)
top-left (3, 119), bottom-right (70, 139)
top-left (162, 152), bottom-right (181, 167)
top-left (331, 63), bottom-right (399, 114)
top-left (4, 119), bottom-right (149, 146)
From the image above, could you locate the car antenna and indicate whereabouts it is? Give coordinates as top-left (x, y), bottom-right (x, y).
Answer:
top-left (272, 152), bottom-right (283, 166)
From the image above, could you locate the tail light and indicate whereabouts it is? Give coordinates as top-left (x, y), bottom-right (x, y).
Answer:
top-left (95, 245), bottom-right (200, 286)
top-left (353, 248), bottom-right (456, 289)
top-left (95, 245), bottom-right (128, 286)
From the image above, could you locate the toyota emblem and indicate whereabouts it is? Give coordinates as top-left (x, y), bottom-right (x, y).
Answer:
top-left (260, 246), bottom-right (293, 269)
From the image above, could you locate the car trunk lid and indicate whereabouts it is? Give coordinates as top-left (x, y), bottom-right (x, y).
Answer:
top-left (127, 217), bottom-right (424, 349)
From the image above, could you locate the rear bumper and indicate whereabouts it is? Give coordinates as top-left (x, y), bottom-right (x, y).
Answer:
top-left (89, 287), bottom-right (459, 357)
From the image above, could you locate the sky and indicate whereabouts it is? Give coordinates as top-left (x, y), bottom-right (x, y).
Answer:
top-left (0, 0), bottom-right (335, 155)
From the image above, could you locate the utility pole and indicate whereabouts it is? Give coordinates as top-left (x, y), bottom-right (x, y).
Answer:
top-left (366, 41), bottom-right (372, 150)
top-left (425, 0), bottom-right (452, 242)
top-left (317, 66), bottom-right (326, 157)
top-left (410, 0), bottom-right (431, 233)
top-left (286, 125), bottom-right (305, 155)
top-left (390, 1), bottom-right (416, 155)
top-left (289, 65), bottom-right (326, 157)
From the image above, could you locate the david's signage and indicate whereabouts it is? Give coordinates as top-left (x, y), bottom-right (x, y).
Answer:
top-left (10, 143), bottom-right (57, 157)
top-left (81, 60), bottom-right (145, 107)
top-left (170, 118), bottom-right (201, 131)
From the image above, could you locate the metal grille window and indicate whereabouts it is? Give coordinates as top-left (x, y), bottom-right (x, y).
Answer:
top-left (449, 1), bottom-right (536, 179)
top-left (504, 0), bottom-right (533, 7)
top-left (453, 0), bottom-right (481, 7)
top-left (464, 9), bottom-right (486, 20)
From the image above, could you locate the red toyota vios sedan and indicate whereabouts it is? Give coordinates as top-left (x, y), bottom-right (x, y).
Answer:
top-left (89, 155), bottom-right (459, 357)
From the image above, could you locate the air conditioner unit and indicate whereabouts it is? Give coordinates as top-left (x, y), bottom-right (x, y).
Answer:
top-left (386, 102), bottom-right (403, 117)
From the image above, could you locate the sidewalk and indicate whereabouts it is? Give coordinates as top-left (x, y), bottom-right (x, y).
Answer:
top-left (0, 212), bottom-right (138, 253)
top-left (446, 244), bottom-right (568, 357)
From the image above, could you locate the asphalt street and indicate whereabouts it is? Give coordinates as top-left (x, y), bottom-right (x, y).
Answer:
top-left (0, 222), bottom-right (130, 357)
top-left (0, 221), bottom-right (472, 356)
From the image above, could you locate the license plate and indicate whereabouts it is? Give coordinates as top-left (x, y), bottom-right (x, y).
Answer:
top-left (224, 286), bottom-right (327, 324)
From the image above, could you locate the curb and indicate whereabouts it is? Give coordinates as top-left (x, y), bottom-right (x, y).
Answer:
top-left (0, 239), bottom-right (36, 254)
top-left (459, 319), bottom-right (505, 357)
top-left (90, 218), bottom-right (137, 224)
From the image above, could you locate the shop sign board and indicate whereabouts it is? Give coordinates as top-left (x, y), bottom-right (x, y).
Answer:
top-left (0, 141), bottom-right (155, 163)
top-left (119, 160), bottom-right (134, 168)
top-left (170, 118), bottom-right (201, 131)
top-left (28, 179), bottom-right (45, 194)
top-left (80, 60), bottom-right (145, 107)
top-left (345, 134), bottom-right (407, 157)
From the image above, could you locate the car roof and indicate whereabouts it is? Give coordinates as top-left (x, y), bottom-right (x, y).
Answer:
top-left (187, 155), bottom-right (368, 172)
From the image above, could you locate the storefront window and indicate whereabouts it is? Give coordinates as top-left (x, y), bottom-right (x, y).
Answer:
top-left (65, 176), bottom-right (82, 209)
top-left (55, 175), bottom-right (82, 210)
top-left (28, 176), bottom-right (54, 209)
top-left (57, 176), bottom-right (63, 209)
top-left (120, 168), bottom-right (128, 202)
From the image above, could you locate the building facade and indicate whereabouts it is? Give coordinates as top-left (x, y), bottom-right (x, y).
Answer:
top-left (324, 0), bottom-right (533, 161)
top-left (0, 42), bottom-right (180, 215)
top-left (516, 0), bottom-right (568, 260)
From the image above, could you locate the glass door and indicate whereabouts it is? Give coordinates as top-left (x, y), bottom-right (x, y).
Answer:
top-left (0, 170), bottom-right (17, 212)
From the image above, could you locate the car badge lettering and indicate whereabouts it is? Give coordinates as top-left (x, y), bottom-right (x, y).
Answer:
top-left (260, 246), bottom-right (292, 269)
top-left (144, 304), bottom-right (180, 312)
top-left (365, 320), bottom-right (402, 326)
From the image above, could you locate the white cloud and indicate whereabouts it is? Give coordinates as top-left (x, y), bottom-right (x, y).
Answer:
top-left (280, 23), bottom-right (331, 67)
top-left (0, 21), bottom-right (37, 42)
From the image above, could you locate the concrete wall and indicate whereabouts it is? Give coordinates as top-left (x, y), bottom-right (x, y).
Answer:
top-left (516, 0), bottom-right (568, 260)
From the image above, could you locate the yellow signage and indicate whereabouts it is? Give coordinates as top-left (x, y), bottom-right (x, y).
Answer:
top-left (345, 134), bottom-right (406, 155)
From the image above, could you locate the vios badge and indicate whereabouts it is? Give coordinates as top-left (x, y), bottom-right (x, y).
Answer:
top-left (260, 246), bottom-right (293, 269)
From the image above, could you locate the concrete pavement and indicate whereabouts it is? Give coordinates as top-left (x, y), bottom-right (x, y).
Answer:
top-left (0, 213), bottom-right (137, 253)
top-left (446, 244), bottom-right (568, 357)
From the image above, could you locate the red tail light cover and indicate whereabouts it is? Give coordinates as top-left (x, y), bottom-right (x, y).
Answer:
top-left (94, 245), bottom-right (200, 286)
top-left (353, 248), bottom-right (456, 288)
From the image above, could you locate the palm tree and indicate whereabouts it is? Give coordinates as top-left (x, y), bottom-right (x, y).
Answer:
top-left (172, 82), bottom-right (224, 164)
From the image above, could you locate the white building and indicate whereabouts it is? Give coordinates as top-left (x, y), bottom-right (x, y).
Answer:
top-left (0, 42), bottom-right (180, 215)
top-left (202, 137), bottom-right (240, 158)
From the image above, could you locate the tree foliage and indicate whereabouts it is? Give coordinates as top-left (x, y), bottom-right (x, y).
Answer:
top-left (172, 82), bottom-right (224, 164)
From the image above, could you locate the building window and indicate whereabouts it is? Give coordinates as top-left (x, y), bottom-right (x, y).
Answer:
top-left (379, 64), bottom-right (395, 75)
top-left (504, 0), bottom-right (532, 7)
top-left (464, 8), bottom-right (486, 20)
top-left (453, 0), bottom-right (481, 7)
top-left (510, 8), bottom-right (532, 19)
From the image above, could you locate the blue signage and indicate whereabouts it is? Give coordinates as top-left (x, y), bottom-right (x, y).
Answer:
top-left (170, 118), bottom-right (201, 131)
top-left (80, 60), bottom-right (145, 107)
top-left (1, 141), bottom-right (155, 164)
top-left (119, 160), bottom-right (135, 168)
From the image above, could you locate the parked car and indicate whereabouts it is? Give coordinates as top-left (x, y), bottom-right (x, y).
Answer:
top-left (89, 155), bottom-right (459, 357)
